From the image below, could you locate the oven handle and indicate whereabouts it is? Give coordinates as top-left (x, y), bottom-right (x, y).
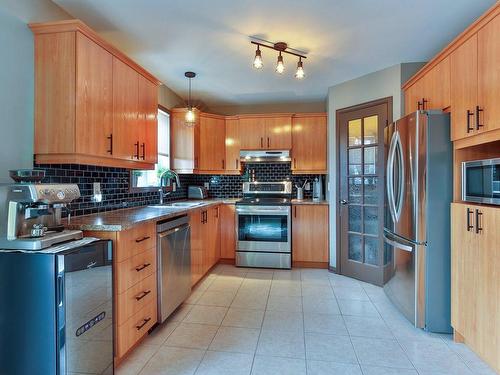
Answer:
top-left (236, 209), bottom-right (290, 216)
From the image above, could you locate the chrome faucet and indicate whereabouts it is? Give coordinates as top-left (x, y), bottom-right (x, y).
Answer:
top-left (158, 170), bottom-right (181, 204)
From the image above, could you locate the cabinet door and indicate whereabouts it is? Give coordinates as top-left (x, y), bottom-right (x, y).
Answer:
top-left (75, 32), bottom-right (113, 157)
top-left (265, 116), bottom-right (292, 150)
top-left (450, 203), bottom-right (477, 338)
top-left (220, 204), bottom-right (236, 259)
top-left (199, 116), bottom-right (226, 171)
top-left (478, 14), bottom-right (500, 133)
top-left (292, 205), bottom-right (329, 263)
top-left (211, 206), bottom-right (221, 266)
top-left (450, 35), bottom-right (478, 141)
top-left (113, 57), bottom-right (139, 161)
top-left (138, 75), bottom-right (158, 164)
top-left (404, 80), bottom-right (423, 114)
top-left (292, 115), bottom-right (327, 173)
top-left (238, 118), bottom-right (266, 149)
top-left (423, 56), bottom-right (451, 110)
top-left (170, 109), bottom-right (197, 172)
top-left (225, 118), bottom-right (241, 172)
top-left (190, 209), bottom-right (204, 286)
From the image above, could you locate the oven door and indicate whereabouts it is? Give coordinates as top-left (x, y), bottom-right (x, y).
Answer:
top-left (236, 205), bottom-right (291, 252)
top-left (462, 158), bottom-right (500, 205)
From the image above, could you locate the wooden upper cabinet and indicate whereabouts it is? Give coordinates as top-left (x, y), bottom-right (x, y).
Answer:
top-left (75, 32), bottom-right (113, 157)
top-left (30, 20), bottom-right (159, 169)
top-left (265, 116), bottom-right (292, 150)
top-left (225, 118), bottom-right (241, 173)
top-left (198, 115), bottom-right (226, 172)
top-left (170, 109), bottom-right (199, 173)
top-left (238, 117), bottom-right (266, 149)
top-left (450, 35), bottom-right (478, 141)
top-left (423, 56), bottom-right (450, 111)
top-left (478, 14), bottom-right (500, 135)
top-left (138, 75), bottom-right (158, 164)
top-left (113, 57), bottom-right (139, 161)
top-left (292, 204), bottom-right (329, 263)
top-left (291, 114), bottom-right (327, 174)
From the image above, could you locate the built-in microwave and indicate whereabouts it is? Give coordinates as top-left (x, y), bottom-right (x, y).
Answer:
top-left (462, 158), bottom-right (500, 205)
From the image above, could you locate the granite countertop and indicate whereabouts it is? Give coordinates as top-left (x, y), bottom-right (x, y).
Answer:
top-left (65, 199), bottom-right (238, 232)
top-left (291, 199), bottom-right (329, 205)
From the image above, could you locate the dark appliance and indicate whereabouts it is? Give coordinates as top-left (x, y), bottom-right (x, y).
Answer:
top-left (462, 158), bottom-right (500, 205)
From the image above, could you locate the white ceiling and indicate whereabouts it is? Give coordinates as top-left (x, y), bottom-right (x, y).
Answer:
top-left (53, 0), bottom-right (495, 107)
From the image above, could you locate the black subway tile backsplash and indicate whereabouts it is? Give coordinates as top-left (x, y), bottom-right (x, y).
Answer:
top-left (36, 162), bottom-right (324, 217)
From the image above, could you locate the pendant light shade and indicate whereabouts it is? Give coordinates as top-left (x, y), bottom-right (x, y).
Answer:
top-left (184, 71), bottom-right (196, 126)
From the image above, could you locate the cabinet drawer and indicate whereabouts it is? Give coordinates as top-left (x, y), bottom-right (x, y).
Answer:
top-left (116, 248), bottom-right (156, 294)
top-left (116, 222), bottom-right (155, 262)
top-left (116, 301), bottom-right (157, 359)
top-left (117, 273), bottom-right (157, 326)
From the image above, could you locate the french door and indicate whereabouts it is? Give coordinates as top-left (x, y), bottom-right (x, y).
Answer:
top-left (338, 98), bottom-right (391, 285)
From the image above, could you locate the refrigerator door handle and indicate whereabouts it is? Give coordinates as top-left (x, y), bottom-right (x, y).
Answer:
top-left (394, 131), bottom-right (405, 221)
top-left (386, 131), bottom-right (398, 222)
top-left (383, 232), bottom-right (414, 252)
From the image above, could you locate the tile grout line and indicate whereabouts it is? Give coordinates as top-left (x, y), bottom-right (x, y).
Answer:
top-left (300, 269), bottom-right (309, 375)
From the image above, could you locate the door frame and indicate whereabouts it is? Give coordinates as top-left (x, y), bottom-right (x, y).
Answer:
top-left (335, 97), bottom-right (393, 284)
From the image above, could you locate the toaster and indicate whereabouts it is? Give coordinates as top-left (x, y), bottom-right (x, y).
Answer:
top-left (188, 186), bottom-right (208, 199)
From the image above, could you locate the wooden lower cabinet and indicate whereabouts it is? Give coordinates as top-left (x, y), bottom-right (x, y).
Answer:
top-left (190, 209), bottom-right (204, 286)
top-left (292, 204), bottom-right (329, 265)
top-left (451, 203), bottom-right (500, 373)
top-left (220, 204), bottom-right (236, 260)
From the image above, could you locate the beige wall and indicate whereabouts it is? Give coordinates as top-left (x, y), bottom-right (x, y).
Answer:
top-left (158, 84), bottom-right (184, 110)
top-left (1, 0), bottom-right (71, 22)
top-left (209, 101), bottom-right (326, 115)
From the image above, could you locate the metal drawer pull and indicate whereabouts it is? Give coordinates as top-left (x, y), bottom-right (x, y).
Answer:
top-left (466, 208), bottom-right (474, 231)
top-left (135, 236), bottom-right (151, 243)
top-left (135, 263), bottom-right (151, 272)
top-left (136, 317), bottom-right (151, 330)
top-left (475, 209), bottom-right (483, 234)
top-left (135, 290), bottom-right (151, 301)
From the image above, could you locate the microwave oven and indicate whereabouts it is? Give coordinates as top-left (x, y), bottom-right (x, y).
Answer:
top-left (462, 158), bottom-right (500, 205)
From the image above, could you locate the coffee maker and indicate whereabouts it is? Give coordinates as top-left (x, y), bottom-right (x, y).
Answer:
top-left (0, 170), bottom-right (83, 250)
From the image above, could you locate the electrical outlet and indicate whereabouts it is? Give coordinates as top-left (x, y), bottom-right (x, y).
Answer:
top-left (92, 182), bottom-right (102, 203)
top-left (172, 182), bottom-right (177, 192)
top-left (305, 182), bottom-right (311, 191)
top-left (204, 182), bottom-right (210, 190)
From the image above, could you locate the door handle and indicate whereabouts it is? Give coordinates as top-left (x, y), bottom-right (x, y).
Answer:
top-left (466, 110), bottom-right (474, 133)
top-left (267, 137), bottom-right (270, 148)
top-left (135, 317), bottom-right (151, 330)
top-left (475, 209), bottom-right (483, 234)
top-left (135, 290), bottom-right (151, 301)
top-left (141, 143), bottom-right (146, 160)
top-left (107, 134), bottom-right (113, 155)
top-left (135, 263), bottom-right (151, 272)
top-left (466, 208), bottom-right (474, 231)
top-left (340, 199), bottom-right (349, 205)
top-left (475, 106), bottom-right (483, 130)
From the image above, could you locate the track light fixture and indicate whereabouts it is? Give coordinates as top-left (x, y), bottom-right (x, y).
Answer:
top-left (184, 71), bottom-right (196, 126)
top-left (250, 40), bottom-right (307, 79)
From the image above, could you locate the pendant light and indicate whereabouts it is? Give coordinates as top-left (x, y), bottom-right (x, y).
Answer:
top-left (295, 57), bottom-right (305, 79)
top-left (276, 52), bottom-right (285, 74)
top-left (184, 71), bottom-right (196, 126)
top-left (253, 45), bottom-right (263, 69)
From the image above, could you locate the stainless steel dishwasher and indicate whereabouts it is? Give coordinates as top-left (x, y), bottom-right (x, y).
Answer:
top-left (157, 215), bottom-right (191, 324)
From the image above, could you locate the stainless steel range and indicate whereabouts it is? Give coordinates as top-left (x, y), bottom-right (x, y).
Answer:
top-left (235, 181), bottom-right (292, 269)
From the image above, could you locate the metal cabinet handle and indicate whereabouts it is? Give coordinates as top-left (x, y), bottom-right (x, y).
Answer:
top-left (475, 106), bottom-right (484, 130)
top-left (267, 137), bottom-right (270, 148)
top-left (215, 206), bottom-right (219, 218)
top-left (141, 143), bottom-right (146, 160)
top-left (475, 209), bottom-right (483, 234)
top-left (107, 134), bottom-right (113, 155)
top-left (135, 236), bottom-right (151, 243)
top-left (235, 159), bottom-right (239, 169)
top-left (136, 317), bottom-right (151, 330)
top-left (294, 206), bottom-right (297, 218)
top-left (135, 290), bottom-right (151, 301)
top-left (293, 158), bottom-right (297, 169)
top-left (417, 101), bottom-right (422, 110)
top-left (134, 142), bottom-right (140, 159)
top-left (466, 208), bottom-right (474, 231)
top-left (222, 159), bottom-right (225, 169)
top-left (135, 263), bottom-right (151, 272)
top-left (466, 110), bottom-right (474, 133)
top-left (260, 137), bottom-right (263, 148)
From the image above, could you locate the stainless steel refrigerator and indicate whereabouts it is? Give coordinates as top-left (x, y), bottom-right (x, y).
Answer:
top-left (384, 110), bottom-right (452, 333)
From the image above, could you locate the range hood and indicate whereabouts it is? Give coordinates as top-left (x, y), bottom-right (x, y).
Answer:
top-left (240, 150), bottom-right (291, 163)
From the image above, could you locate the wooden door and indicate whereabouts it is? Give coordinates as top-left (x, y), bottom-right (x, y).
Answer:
top-left (291, 114), bottom-right (327, 173)
top-left (170, 109), bottom-right (198, 172)
top-left (75, 32), bottom-right (113, 157)
top-left (113, 57), bottom-right (139, 161)
top-left (265, 116), bottom-right (292, 150)
top-left (478, 14), bottom-right (500, 134)
top-left (338, 99), bottom-right (389, 285)
top-left (199, 115), bottom-right (226, 172)
top-left (138, 75), bottom-right (158, 164)
top-left (190, 209), bottom-right (204, 286)
top-left (450, 35), bottom-right (478, 141)
top-left (238, 118), bottom-right (266, 149)
top-left (220, 204), bottom-right (236, 260)
top-left (450, 203), bottom-right (477, 339)
top-left (292, 205), bottom-right (329, 263)
top-left (225, 118), bottom-right (241, 172)
top-left (423, 56), bottom-right (451, 110)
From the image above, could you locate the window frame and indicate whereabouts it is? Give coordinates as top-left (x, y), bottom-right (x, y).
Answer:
top-left (129, 105), bottom-right (173, 193)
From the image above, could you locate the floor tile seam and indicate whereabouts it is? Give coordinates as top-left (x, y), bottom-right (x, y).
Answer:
top-left (133, 343), bottom-right (164, 375)
top-left (300, 274), bottom-right (310, 375)
top-left (250, 275), bottom-right (271, 375)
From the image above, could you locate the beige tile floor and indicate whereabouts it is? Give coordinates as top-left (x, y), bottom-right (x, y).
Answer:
top-left (117, 265), bottom-right (496, 375)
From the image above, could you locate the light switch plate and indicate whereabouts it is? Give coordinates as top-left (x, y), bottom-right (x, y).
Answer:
top-left (204, 182), bottom-right (210, 190)
top-left (92, 182), bottom-right (102, 202)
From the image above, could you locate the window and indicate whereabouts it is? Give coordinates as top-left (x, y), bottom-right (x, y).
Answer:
top-left (130, 108), bottom-right (170, 189)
